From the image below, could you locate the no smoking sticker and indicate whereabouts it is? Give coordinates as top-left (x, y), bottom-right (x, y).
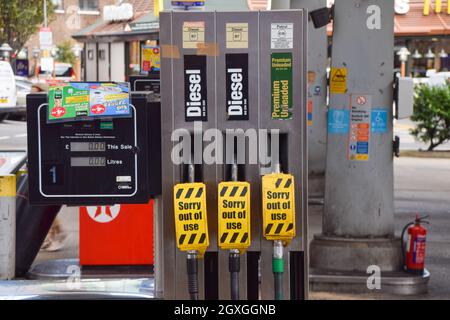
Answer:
top-left (262, 173), bottom-right (296, 242)
top-left (348, 94), bottom-right (372, 161)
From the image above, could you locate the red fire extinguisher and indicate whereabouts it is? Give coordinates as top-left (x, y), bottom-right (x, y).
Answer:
top-left (401, 214), bottom-right (429, 275)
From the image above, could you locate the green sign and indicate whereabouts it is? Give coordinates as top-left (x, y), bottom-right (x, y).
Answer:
top-left (48, 85), bottom-right (89, 121)
top-left (271, 53), bottom-right (293, 120)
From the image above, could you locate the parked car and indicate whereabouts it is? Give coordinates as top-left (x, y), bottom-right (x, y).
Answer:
top-left (0, 61), bottom-right (18, 122)
top-left (16, 76), bottom-right (32, 107)
top-left (37, 62), bottom-right (76, 84)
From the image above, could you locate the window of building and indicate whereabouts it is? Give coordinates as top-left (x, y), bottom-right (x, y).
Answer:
top-left (79, 0), bottom-right (99, 11)
top-left (51, 0), bottom-right (64, 11)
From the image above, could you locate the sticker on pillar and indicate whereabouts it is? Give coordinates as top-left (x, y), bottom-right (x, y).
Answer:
top-left (262, 173), bottom-right (296, 242)
top-left (307, 99), bottom-right (313, 126)
top-left (328, 109), bottom-right (350, 134)
top-left (174, 183), bottom-right (209, 256)
top-left (183, 21), bottom-right (205, 49)
top-left (271, 23), bottom-right (293, 49)
top-left (371, 108), bottom-right (388, 133)
top-left (330, 68), bottom-right (347, 94)
top-left (184, 55), bottom-right (208, 122)
top-left (218, 182), bottom-right (251, 253)
top-left (348, 94), bottom-right (372, 161)
top-left (226, 54), bottom-right (249, 121)
top-left (226, 23), bottom-right (249, 49)
top-left (271, 53), bottom-right (293, 120)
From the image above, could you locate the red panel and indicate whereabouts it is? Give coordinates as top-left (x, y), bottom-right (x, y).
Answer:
top-left (79, 200), bottom-right (154, 266)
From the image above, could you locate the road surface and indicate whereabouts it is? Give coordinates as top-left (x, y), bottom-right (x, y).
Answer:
top-left (0, 120), bottom-right (27, 151)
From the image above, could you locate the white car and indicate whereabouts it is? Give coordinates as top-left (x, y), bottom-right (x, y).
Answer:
top-left (0, 61), bottom-right (17, 121)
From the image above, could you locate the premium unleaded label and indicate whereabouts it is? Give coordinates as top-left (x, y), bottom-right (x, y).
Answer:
top-left (226, 53), bottom-right (249, 121)
top-left (271, 53), bottom-right (293, 120)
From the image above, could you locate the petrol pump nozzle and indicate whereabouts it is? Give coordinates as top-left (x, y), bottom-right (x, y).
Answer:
top-left (186, 250), bottom-right (199, 300)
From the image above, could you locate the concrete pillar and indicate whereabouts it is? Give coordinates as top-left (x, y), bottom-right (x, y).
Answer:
top-left (311, 0), bottom-right (402, 272)
top-left (0, 175), bottom-right (16, 280)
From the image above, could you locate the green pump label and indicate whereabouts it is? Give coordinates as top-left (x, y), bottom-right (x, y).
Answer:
top-left (271, 53), bottom-right (293, 120)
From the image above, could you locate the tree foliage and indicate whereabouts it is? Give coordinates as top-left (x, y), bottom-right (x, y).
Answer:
top-left (0, 0), bottom-right (55, 54)
top-left (56, 40), bottom-right (76, 65)
top-left (410, 84), bottom-right (450, 151)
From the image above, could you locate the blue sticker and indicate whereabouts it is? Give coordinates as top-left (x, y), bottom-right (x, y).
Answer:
top-left (371, 109), bottom-right (388, 133)
top-left (328, 109), bottom-right (350, 134)
top-left (357, 142), bottom-right (369, 154)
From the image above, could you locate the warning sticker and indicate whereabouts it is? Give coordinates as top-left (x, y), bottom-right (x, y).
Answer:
top-left (174, 183), bottom-right (209, 255)
top-left (183, 21), bottom-right (205, 49)
top-left (218, 182), bottom-right (251, 252)
top-left (330, 68), bottom-right (347, 94)
top-left (348, 94), bottom-right (372, 161)
top-left (307, 99), bottom-right (313, 126)
top-left (262, 173), bottom-right (296, 242)
top-left (271, 23), bottom-right (293, 49)
top-left (226, 23), bottom-right (249, 49)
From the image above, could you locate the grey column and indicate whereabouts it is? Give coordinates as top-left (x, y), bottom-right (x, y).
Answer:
top-left (311, 0), bottom-right (401, 272)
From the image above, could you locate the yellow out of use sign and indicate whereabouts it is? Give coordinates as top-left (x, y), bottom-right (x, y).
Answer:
top-left (218, 181), bottom-right (251, 253)
top-left (174, 183), bottom-right (209, 256)
top-left (262, 173), bottom-right (296, 242)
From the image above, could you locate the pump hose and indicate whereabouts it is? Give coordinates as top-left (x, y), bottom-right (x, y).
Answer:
top-left (273, 257), bottom-right (284, 300)
top-left (187, 253), bottom-right (199, 300)
top-left (229, 251), bottom-right (240, 300)
top-left (274, 272), bottom-right (284, 300)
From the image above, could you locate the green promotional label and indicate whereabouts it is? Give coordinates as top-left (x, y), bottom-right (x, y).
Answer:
top-left (47, 83), bottom-right (131, 122)
top-left (271, 53), bottom-right (293, 120)
top-left (48, 85), bottom-right (89, 121)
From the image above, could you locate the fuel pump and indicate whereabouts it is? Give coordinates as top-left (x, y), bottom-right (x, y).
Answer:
top-left (159, 9), bottom-right (308, 300)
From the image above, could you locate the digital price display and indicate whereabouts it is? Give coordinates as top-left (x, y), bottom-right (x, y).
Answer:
top-left (27, 92), bottom-right (156, 206)
top-left (71, 157), bottom-right (106, 167)
top-left (70, 142), bottom-right (106, 152)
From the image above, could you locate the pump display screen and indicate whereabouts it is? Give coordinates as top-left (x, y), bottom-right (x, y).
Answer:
top-left (26, 92), bottom-right (161, 206)
top-left (31, 102), bottom-right (142, 200)
top-left (70, 142), bottom-right (106, 152)
top-left (71, 157), bottom-right (106, 167)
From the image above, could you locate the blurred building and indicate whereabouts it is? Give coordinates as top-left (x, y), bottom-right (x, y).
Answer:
top-left (73, 0), bottom-right (253, 81)
top-left (25, 0), bottom-right (116, 76)
top-left (393, 0), bottom-right (450, 76)
top-left (323, 0), bottom-right (449, 76)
